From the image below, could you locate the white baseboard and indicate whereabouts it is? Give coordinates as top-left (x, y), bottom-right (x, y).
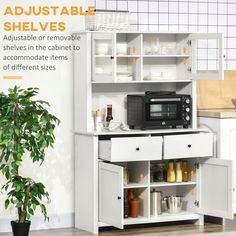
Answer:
top-left (0, 213), bottom-right (74, 233)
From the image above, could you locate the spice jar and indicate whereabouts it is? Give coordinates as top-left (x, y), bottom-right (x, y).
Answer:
top-left (182, 160), bottom-right (189, 182)
top-left (176, 161), bottom-right (183, 183)
top-left (167, 161), bottom-right (176, 183)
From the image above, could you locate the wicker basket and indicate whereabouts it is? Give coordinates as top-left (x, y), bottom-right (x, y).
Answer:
top-left (86, 10), bottom-right (130, 31)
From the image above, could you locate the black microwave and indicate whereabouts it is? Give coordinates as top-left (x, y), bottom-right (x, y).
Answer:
top-left (127, 91), bottom-right (191, 130)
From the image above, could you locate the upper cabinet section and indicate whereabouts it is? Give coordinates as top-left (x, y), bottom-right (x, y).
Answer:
top-left (189, 33), bottom-right (224, 81)
top-left (91, 32), bottom-right (224, 83)
top-left (92, 33), bottom-right (115, 82)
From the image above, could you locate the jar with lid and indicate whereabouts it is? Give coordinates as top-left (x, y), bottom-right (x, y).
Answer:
top-left (153, 163), bottom-right (167, 182)
top-left (182, 160), bottom-right (189, 182)
top-left (167, 161), bottom-right (176, 183)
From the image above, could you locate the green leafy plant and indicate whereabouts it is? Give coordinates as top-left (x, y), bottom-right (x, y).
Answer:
top-left (0, 86), bottom-right (60, 223)
top-left (2, 176), bottom-right (50, 223)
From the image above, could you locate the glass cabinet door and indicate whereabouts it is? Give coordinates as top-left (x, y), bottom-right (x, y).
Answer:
top-left (92, 33), bottom-right (115, 82)
top-left (189, 33), bottom-right (224, 80)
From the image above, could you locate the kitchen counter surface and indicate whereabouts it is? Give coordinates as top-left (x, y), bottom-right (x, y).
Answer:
top-left (198, 109), bottom-right (236, 118)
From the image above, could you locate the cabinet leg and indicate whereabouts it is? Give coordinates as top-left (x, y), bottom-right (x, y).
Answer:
top-left (195, 215), bottom-right (204, 226)
top-left (222, 218), bottom-right (226, 226)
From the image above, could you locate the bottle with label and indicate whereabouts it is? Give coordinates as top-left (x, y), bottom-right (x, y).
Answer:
top-left (182, 160), bottom-right (189, 182)
top-left (176, 161), bottom-right (182, 182)
top-left (167, 161), bottom-right (176, 183)
top-left (106, 104), bottom-right (113, 123)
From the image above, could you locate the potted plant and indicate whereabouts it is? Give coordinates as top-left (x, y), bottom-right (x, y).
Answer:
top-left (0, 86), bottom-right (60, 236)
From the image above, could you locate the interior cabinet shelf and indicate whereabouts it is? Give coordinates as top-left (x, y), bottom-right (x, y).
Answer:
top-left (116, 55), bottom-right (141, 58)
top-left (143, 55), bottom-right (189, 58)
top-left (124, 183), bottom-right (148, 189)
top-left (150, 181), bottom-right (197, 187)
top-left (95, 55), bottom-right (113, 58)
top-left (124, 181), bottom-right (197, 188)
top-left (124, 211), bottom-right (199, 225)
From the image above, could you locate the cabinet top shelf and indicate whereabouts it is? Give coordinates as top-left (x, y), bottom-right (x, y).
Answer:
top-left (75, 128), bottom-right (209, 136)
top-left (71, 30), bottom-right (193, 35)
top-left (92, 79), bottom-right (193, 84)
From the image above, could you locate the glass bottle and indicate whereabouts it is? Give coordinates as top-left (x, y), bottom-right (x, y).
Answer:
top-left (182, 160), bottom-right (189, 182)
top-left (106, 104), bottom-right (113, 123)
top-left (176, 161), bottom-right (182, 183)
top-left (167, 161), bottom-right (175, 183)
top-left (124, 191), bottom-right (129, 218)
top-left (123, 166), bottom-right (129, 186)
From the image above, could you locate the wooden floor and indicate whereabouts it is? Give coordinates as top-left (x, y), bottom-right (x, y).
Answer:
top-left (1, 224), bottom-right (236, 236)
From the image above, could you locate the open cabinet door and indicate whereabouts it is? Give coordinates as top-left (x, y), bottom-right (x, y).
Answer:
top-left (197, 159), bottom-right (233, 219)
top-left (99, 162), bottom-right (124, 229)
top-left (189, 33), bottom-right (224, 80)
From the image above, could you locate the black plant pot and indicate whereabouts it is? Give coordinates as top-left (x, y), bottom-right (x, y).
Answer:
top-left (11, 221), bottom-right (31, 236)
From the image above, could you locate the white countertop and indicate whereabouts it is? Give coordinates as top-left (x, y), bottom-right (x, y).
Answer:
top-left (75, 128), bottom-right (209, 136)
top-left (198, 109), bottom-right (236, 118)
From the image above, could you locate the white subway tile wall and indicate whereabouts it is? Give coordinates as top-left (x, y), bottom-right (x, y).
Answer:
top-left (88, 0), bottom-right (236, 70)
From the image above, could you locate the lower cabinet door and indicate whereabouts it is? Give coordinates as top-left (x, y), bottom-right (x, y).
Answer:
top-left (197, 158), bottom-right (234, 219)
top-left (99, 162), bottom-right (124, 229)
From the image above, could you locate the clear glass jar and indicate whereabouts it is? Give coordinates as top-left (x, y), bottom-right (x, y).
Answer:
top-left (151, 163), bottom-right (167, 182)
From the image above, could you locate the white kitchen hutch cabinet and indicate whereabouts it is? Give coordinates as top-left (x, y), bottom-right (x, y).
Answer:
top-left (73, 31), bottom-right (232, 234)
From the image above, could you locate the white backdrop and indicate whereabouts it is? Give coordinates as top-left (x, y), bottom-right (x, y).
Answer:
top-left (0, 0), bottom-right (85, 232)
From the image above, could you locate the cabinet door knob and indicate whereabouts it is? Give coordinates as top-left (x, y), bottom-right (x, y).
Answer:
top-left (110, 56), bottom-right (114, 60)
top-left (117, 196), bottom-right (121, 200)
top-left (136, 147), bottom-right (140, 151)
top-left (188, 144), bottom-right (192, 148)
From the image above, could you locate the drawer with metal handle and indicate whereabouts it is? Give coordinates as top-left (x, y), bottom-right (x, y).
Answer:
top-left (99, 137), bottom-right (162, 162)
top-left (163, 133), bottom-right (213, 159)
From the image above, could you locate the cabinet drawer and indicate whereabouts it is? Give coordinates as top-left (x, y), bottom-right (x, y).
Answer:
top-left (163, 133), bottom-right (213, 159)
top-left (99, 137), bottom-right (162, 162)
